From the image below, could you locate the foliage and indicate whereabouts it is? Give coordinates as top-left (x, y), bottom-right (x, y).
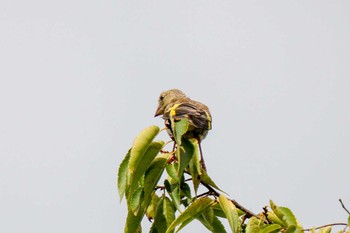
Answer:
top-left (118, 121), bottom-right (350, 233)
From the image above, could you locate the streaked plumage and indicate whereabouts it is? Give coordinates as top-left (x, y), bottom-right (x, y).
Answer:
top-left (154, 89), bottom-right (212, 170)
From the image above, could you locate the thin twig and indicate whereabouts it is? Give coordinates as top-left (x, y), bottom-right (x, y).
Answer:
top-left (196, 191), bottom-right (211, 198)
top-left (303, 223), bottom-right (348, 231)
top-left (339, 199), bottom-right (350, 215)
top-left (199, 178), bottom-right (258, 219)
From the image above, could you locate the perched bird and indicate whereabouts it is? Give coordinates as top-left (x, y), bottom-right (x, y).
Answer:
top-left (154, 89), bottom-right (212, 170)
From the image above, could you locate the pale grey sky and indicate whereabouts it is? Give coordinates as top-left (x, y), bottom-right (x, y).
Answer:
top-left (1, 1), bottom-right (349, 233)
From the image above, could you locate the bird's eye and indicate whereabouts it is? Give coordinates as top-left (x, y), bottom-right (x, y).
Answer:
top-left (159, 95), bottom-right (164, 101)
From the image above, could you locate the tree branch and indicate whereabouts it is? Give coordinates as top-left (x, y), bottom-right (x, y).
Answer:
top-left (303, 223), bottom-right (348, 231)
top-left (199, 178), bottom-right (258, 219)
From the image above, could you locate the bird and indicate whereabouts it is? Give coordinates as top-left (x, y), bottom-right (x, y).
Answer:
top-left (154, 89), bottom-right (212, 171)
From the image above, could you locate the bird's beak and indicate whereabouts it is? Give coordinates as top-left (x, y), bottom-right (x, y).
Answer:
top-left (154, 106), bottom-right (162, 117)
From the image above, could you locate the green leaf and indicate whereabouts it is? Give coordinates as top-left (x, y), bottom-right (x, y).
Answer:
top-left (118, 150), bottom-right (131, 201)
top-left (246, 217), bottom-right (265, 233)
top-left (259, 224), bottom-right (282, 233)
top-left (128, 125), bottom-right (160, 174)
top-left (173, 118), bottom-right (189, 146)
top-left (163, 197), bottom-right (176, 230)
top-left (218, 194), bottom-right (239, 233)
top-left (129, 187), bottom-right (144, 215)
top-left (165, 197), bottom-right (215, 233)
top-left (146, 193), bottom-right (161, 221)
top-left (129, 141), bottom-right (164, 195)
top-left (166, 163), bottom-right (179, 182)
top-left (178, 138), bottom-right (194, 176)
top-left (212, 203), bottom-right (226, 218)
top-left (164, 179), bottom-right (182, 211)
top-left (196, 207), bottom-right (227, 233)
top-left (348, 215), bottom-right (350, 226)
top-left (124, 208), bottom-right (143, 233)
top-left (143, 153), bottom-right (171, 209)
top-left (210, 215), bottom-right (227, 233)
top-left (267, 211), bottom-right (284, 226)
top-left (270, 200), bottom-right (299, 228)
top-left (154, 198), bottom-right (167, 233)
top-left (285, 225), bottom-right (297, 233)
top-left (200, 169), bottom-right (226, 194)
top-left (318, 226), bottom-right (332, 233)
top-left (188, 141), bottom-right (201, 194)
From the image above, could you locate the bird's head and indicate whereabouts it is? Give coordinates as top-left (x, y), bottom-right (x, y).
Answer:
top-left (154, 89), bottom-right (187, 117)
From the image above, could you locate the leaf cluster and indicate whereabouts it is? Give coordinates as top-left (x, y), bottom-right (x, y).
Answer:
top-left (118, 121), bottom-right (350, 233)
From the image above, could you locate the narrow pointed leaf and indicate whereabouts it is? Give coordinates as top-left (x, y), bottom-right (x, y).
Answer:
top-left (196, 207), bottom-right (227, 233)
top-left (189, 141), bottom-right (201, 194)
top-left (146, 193), bottom-right (161, 221)
top-left (129, 187), bottom-right (144, 215)
top-left (143, 153), bottom-right (171, 209)
top-left (270, 200), bottom-right (299, 228)
top-left (164, 197), bottom-right (175, 227)
top-left (164, 180), bottom-right (181, 211)
top-left (212, 203), bottom-right (226, 218)
top-left (218, 194), bottom-right (239, 233)
top-left (267, 211), bottom-right (284, 226)
top-left (124, 208), bottom-right (143, 233)
top-left (166, 163), bottom-right (179, 182)
top-left (201, 169), bottom-right (226, 194)
top-left (154, 198), bottom-right (167, 233)
top-left (118, 150), bottom-right (131, 201)
top-left (128, 125), bottom-right (159, 174)
top-left (178, 137), bottom-right (194, 176)
top-left (165, 197), bottom-right (215, 233)
top-left (173, 118), bottom-right (189, 146)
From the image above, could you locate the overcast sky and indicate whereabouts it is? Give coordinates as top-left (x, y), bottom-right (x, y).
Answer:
top-left (1, 1), bottom-right (349, 233)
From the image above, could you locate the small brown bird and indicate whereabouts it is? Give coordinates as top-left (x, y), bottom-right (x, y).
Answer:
top-left (154, 89), bottom-right (212, 170)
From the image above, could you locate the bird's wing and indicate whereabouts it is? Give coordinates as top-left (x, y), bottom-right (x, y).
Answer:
top-left (167, 102), bottom-right (211, 130)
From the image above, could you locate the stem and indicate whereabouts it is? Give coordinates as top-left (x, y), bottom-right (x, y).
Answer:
top-left (303, 223), bottom-right (348, 231)
top-left (339, 199), bottom-right (350, 215)
top-left (200, 179), bottom-right (258, 219)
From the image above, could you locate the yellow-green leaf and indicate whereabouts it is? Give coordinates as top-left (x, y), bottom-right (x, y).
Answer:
top-left (163, 197), bottom-right (176, 230)
top-left (246, 217), bottom-right (265, 233)
top-left (129, 141), bottom-right (164, 195)
top-left (212, 203), bottom-right (226, 218)
top-left (143, 153), bottom-right (171, 209)
top-left (165, 197), bottom-right (215, 233)
top-left (146, 193), bottom-right (161, 221)
top-left (129, 187), bottom-right (144, 215)
top-left (189, 141), bottom-right (201, 194)
top-left (201, 169), bottom-right (226, 194)
top-left (118, 150), bottom-right (130, 201)
top-left (164, 179), bottom-right (181, 211)
top-left (128, 125), bottom-right (160, 174)
top-left (124, 208), bottom-right (143, 233)
top-left (196, 207), bottom-right (227, 233)
top-left (166, 163), bottom-right (179, 182)
top-left (267, 211), bottom-right (284, 226)
top-left (318, 226), bottom-right (332, 233)
top-left (260, 224), bottom-right (282, 233)
top-left (218, 194), bottom-right (239, 233)
top-left (154, 198), bottom-right (167, 233)
top-left (178, 138), bottom-right (194, 176)
top-left (270, 200), bottom-right (300, 228)
top-left (173, 118), bottom-right (189, 146)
